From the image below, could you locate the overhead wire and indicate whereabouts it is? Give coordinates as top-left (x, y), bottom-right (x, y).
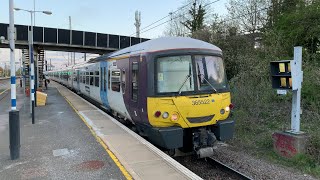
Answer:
top-left (129, 1), bottom-right (194, 36)
top-left (139, 0), bottom-right (222, 35)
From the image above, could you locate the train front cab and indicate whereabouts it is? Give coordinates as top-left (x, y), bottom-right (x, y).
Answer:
top-left (143, 49), bottom-right (235, 158)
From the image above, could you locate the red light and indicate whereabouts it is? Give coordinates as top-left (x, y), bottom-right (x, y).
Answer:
top-left (229, 103), bottom-right (234, 109)
top-left (154, 111), bottom-right (161, 117)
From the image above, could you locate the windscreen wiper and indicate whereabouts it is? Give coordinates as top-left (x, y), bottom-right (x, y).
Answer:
top-left (178, 75), bottom-right (191, 95)
top-left (199, 74), bottom-right (217, 93)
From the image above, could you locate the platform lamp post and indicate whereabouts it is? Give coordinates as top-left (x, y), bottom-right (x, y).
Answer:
top-left (9, 0), bottom-right (20, 160)
top-left (14, 7), bottom-right (52, 124)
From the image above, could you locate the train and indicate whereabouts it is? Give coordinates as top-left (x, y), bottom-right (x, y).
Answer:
top-left (47, 37), bottom-right (235, 158)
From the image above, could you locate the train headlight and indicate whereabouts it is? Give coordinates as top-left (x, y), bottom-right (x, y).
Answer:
top-left (225, 106), bottom-right (230, 112)
top-left (162, 112), bottom-right (169, 119)
top-left (171, 113), bottom-right (179, 121)
top-left (220, 109), bottom-right (225, 114)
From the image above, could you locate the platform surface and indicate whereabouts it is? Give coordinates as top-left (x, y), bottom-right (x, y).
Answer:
top-left (53, 82), bottom-right (201, 180)
top-left (0, 82), bottom-right (202, 180)
top-left (0, 85), bottom-right (125, 179)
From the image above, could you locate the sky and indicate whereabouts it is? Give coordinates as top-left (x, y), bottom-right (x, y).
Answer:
top-left (0, 0), bottom-right (228, 70)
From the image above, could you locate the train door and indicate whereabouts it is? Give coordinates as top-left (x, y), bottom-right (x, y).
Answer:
top-left (128, 56), bottom-right (141, 121)
top-left (100, 62), bottom-right (109, 108)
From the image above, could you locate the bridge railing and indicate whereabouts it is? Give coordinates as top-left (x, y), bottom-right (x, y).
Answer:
top-left (0, 23), bottom-right (149, 50)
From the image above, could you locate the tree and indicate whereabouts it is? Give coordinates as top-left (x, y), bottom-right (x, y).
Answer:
top-left (182, 0), bottom-right (207, 35)
top-left (164, 11), bottom-right (188, 37)
top-left (265, 0), bottom-right (320, 56)
top-left (227, 0), bottom-right (270, 33)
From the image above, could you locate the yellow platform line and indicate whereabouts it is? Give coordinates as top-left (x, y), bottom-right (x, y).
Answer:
top-left (56, 86), bottom-right (133, 180)
top-left (0, 88), bottom-right (10, 96)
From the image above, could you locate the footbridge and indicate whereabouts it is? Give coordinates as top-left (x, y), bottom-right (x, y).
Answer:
top-left (0, 22), bottom-right (149, 92)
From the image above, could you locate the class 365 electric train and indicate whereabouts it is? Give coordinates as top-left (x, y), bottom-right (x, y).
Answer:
top-left (47, 37), bottom-right (235, 158)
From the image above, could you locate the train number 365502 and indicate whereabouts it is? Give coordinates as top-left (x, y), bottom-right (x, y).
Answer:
top-left (192, 99), bottom-right (210, 105)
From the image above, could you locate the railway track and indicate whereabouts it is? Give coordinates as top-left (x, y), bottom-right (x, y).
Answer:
top-left (174, 155), bottom-right (253, 180)
top-left (206, 157), bottom-right (252, 180)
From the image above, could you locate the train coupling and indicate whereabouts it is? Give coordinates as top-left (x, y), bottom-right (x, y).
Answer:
top-left (193, 127), bottom-right (217, 158)
top-left (196, 147), bottom-right (214, 158)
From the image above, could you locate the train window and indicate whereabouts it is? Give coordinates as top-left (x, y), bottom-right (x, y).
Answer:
top-left (194, 55), bottom-right (227, 91)
top-left (95, 76), bottom-right (99, 87)
top-left (111, 70), bottom-right (121, 92)
top-left (90, 72), bottom-right (94, 76)
top-left (90, 76), bottom-right (94, 86)
top-left (104, 67), bottom-right (107, 91)
top-left (95, 71), bottom-right (99, 75)
top-left (107, 69), bottom-right (110, 90)
top-left (86, 76), bottom-right (89, 85)
top-left (100, 68), bottom-right (103, 90)
top-left (121, 69), bottom-right (126, 94)
top-left (132, 62), bottom-right (139, 102)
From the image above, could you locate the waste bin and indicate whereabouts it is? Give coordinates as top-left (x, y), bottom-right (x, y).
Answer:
top-left (25, 88), bottom-right (30, 97)
top-left (36, 91), bottom-right (47, 106)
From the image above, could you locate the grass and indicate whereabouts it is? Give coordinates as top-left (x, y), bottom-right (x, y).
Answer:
top-left (227, 52), bottom-right (320, 178)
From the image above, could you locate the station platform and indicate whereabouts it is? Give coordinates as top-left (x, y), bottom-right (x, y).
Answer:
top-left (0, 81), bottom-right (202, 180)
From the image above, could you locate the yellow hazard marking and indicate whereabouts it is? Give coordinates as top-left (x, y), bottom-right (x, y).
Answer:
top-left (0, 88), bottom-right (10, 96)
top-left (56, 86), bottom-right (133, 180)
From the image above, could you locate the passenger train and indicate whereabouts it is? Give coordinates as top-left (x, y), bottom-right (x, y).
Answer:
top-left (48, 37), bottom-right (234, 158)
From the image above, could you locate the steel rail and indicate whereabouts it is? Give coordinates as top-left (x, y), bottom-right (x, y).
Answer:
top-left (207, 157), bottom-right (253, 180)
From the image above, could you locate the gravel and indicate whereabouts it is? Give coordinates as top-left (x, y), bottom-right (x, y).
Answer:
top-left (210, 143), bottom-right (318, 180)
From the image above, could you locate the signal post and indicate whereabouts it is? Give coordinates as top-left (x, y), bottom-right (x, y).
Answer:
top-left (270, 47), bottom-right (309, 158)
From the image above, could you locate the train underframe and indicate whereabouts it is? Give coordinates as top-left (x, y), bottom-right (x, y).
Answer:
top-left (135, 120), bottom-right (235, 158)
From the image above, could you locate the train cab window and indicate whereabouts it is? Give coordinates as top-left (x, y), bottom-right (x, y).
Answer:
top-left (111, 70), bottom-right (121, 92)
top-left (121, 69), bottom-right (126, 94)
top-left (132, 62), bottom-right (139, 102)
top-left (156, 55), bottom-right (194, 93)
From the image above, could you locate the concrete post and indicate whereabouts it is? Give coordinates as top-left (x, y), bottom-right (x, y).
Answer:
top-left (290, 47), bottom-right (303, 133)
top-left (9, 0), bottom-right (20, 160)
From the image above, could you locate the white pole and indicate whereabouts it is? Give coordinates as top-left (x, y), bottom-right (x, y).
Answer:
top-left (9, 0), bottom-right (21, 160)
top-left (9, 0), bottom-right (16, 110)
top-left (29, 12), bottom-right (35, 123)
top-left (291, 47), bottom-right (303, 133)
top-left (33, 0), bottom-right (36, 25)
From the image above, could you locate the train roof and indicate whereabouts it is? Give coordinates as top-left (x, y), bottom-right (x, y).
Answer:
top-left (48, 37), bottom-right (223, 72)
top-left (108, 37), bottom-right (222, 58)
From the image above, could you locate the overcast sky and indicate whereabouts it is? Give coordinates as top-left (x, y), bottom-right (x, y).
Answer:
top-left (0, 0), bottom-right (228, 70)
